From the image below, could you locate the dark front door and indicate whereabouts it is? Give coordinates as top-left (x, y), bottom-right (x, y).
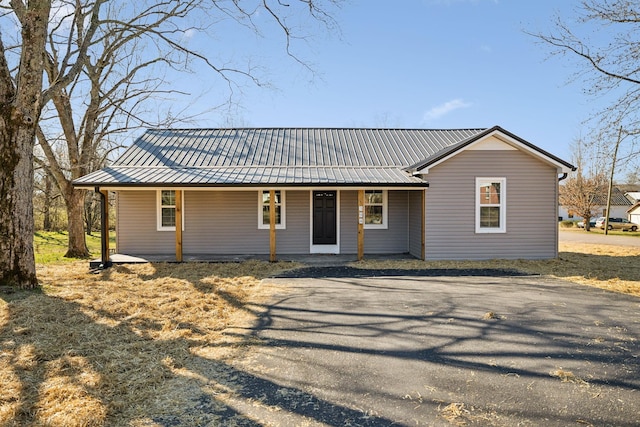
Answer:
top-left (313, 191), bottom-right (337, 245)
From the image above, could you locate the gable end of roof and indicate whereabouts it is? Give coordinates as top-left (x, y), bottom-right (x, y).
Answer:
top-left (408, 125), bottom-right (576, 174)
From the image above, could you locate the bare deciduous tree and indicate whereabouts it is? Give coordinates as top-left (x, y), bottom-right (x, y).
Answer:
top-left (560, 174), bottom-right (608, 231)
top-left (530, 0), bottom-right (640, 175)
top-left (559, 140), bottom-right (608, 231)
top-left (33, 166), bottom-right (64, 231)
top-left (36, 0), bottom-right (213, 258)
top-left (1, 0), bottom-right (341, 287)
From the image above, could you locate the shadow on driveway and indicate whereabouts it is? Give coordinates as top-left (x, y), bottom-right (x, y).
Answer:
top-left (228, 268), bottom-right (640, 426)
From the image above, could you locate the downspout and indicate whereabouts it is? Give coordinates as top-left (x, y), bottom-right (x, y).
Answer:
top-left (96, 186), bottom-right (112, 269)
top-left (556, 174), bottom-right (567, 259)
top-left (558, 173), bottom-right (568, 220)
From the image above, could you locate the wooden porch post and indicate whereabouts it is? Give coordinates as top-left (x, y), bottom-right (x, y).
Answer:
top-left (269, 190), bottom-right (276, 262)
top-left (357, 189), bottom-right (365, 261)
top-left (96, 187), bottom-right (112, 267)
top-left (101, 190), bottom-right (110, 260)
top-left (175, 190), bottom-right (183, 262)
top-left (421, 189), bottom-right (426, 260)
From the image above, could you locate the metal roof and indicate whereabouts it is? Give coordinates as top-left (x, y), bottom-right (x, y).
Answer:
top-left (113, 128), bottom-right (484, 167)
top-left (73, 165), bottom-right (426, 187)
top-left (559, 186), bottom-right (633, 207)
top-left (597, 187), bottom-right (634, 206)
top-left (73, 127), bottom-right (570, 187)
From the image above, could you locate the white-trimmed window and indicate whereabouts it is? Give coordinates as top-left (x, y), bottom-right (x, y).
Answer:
top-left (157, 190), bottom-right (184, 231)
top-left (364, 190), bottom-right (388, 229)
top-left (259, 190), bottom-right (286, 229)
top-left (476, 178), bottom-right (506, 233)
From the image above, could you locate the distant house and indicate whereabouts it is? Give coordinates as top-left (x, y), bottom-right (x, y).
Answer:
top-left (623, 187), bottom-right (640, 224)
top-left (559, 187), bottom-right (634, 220)
top-left (73, 126), bottom-right (574, 264)
top-left (628, 202), bottom-right (640, 225)
top-left (625, 191), bottom-right (640, 203)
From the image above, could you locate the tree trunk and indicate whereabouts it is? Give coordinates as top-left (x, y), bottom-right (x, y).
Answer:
top-left (0, 125), bottom-right (38, 287)
top-left (84, 192), bottom-right (100, 236)
top-left (64, 187), bottom-right (89, 258)
top-left (0, 2), bottom-right (51, 288)
top-left (43, 171), bottom-right (52, 231)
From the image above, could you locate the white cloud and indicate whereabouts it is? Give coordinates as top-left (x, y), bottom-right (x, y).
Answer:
top-left (183, 28), bottom-right (197, 40)
top-left (422, 99), bottom-right (472, 122)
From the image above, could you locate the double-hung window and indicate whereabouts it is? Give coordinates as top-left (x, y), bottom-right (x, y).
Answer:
top-left (364, 190), bottom-right (388, 229)
top-left (157, 190), bottom-right (184, 231)
top-left (258, 190), bottom-right (286, 229)
top-left (476, 178), bottom-right (506, 233)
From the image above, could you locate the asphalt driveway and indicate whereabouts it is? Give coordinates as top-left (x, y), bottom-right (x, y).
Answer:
top-left (225, 268), bottom-right (640, 426)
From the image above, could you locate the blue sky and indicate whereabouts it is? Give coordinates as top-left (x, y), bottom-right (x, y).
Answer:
top-left (170, 0), bottom-right (594, 163)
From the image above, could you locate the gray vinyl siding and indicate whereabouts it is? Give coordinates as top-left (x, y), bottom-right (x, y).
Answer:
top-left (365, 191), bottom-right (408, 254)
top-left (408, 191), bottom-right (423, 259)
top-left (117, 191), bottom-right (174, 254)
top-left (117, 190), bottom-right (310, 255)
top-left (183, 191), bottom-right (267, 254)
top-left (425, 150), bottom-right (558, 260)
top-left (340, 190), bottom-right (409, 255)
top-left (272, 191), bottom-right (309, 254)
top-left (340, 191), bottom-right (357, 254)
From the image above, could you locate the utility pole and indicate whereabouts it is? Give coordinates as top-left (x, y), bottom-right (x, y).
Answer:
top-left (604, 127), bottom-right (623, 235)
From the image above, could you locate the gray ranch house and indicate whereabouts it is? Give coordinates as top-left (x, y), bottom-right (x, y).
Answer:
top-left (73, 126), bottom-right (575, 265)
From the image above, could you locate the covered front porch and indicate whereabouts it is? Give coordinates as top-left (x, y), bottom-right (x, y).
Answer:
top-left (91, 187), bottom-right (428, 269)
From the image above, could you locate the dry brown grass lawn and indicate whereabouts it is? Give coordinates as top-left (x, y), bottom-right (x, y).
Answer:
top-left (0, 261), bottom-right (300, 426)
top-left (0, 242), bottom-right (637, 425)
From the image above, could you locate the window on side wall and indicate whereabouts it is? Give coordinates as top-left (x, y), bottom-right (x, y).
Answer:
top-left (157, 190), bottom-right (184, 231)
top-left (259, 190), bottom-right (286, 229)
top-left (364, 190), bottom-right (388, 229)
top-left (476, 178), bottom-right (506, 233)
